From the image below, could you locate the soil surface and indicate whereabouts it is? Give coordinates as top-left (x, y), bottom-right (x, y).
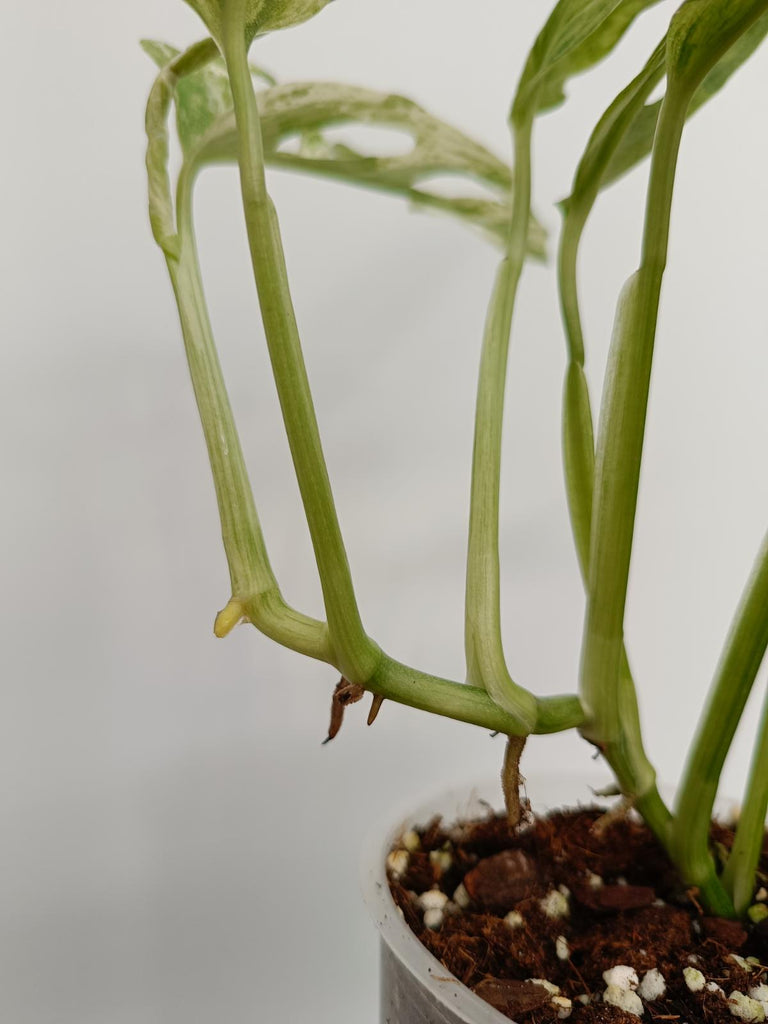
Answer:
top-left (386, 802), bottom-right (768, 1023)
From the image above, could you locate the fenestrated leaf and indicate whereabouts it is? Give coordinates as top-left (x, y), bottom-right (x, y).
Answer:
top-left (258, 83), bottom-right (511, 189)
top-left (142, 38), bottom-right (275, 158)
top-left (512, 0), bottom-right (662, 122)
top-left (189, 81), bottom-right (546, 256)
top-left (181, 0), bottom-right (333, 47)
top-left (408, 192), bottom-right (546, 256)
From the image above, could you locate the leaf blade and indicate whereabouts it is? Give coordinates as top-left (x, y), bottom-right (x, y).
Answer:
top-left (191, 80), bottom-right (547, 253)
top-left (181, 0), bottom-right (334, 46)
top-left (513, 0), bottom-right (662, 120)
top-left (603, 9), bottom-right (768, 187)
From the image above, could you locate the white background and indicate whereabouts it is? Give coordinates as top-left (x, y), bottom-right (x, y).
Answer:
top-left (3, 2), bottom-right (768, 1022)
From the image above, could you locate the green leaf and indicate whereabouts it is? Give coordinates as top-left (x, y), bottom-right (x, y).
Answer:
top-left (408, 192), bottom-right (546, 256)
top-left (666, 0), bottom-right (768, 95)
top-left (602, 8), bottom-right (768, 186)
top-left (143, 39), bottom-right (233, 157)
top-left (512, 0), bottom-right (662, 122)
top-left (143, 37), bottom-right (222, 257)
top-left (182, 0), bottom-right (333, 47)
top-left (259, 83), bottom-right (511, 188)
top-left (191, 81), bottom-right (546, 256)
top-left (142, 38), bottom-right (275, 159)
top-left (562, 39), bottom-right (666, 225)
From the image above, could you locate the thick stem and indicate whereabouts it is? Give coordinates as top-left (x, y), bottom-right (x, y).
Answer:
top-left (464, 115), bottom-right (538, 732)
top-left (578, 89), bottom-right (694, 818)
top-left (221, 6), bottom-right (378, 683)
top-left (674, 529), bottom-right (768, 911)
top-left (367, 656), bottom-right (584, 736)
top-left (722, 684), bottom-right (768, 914)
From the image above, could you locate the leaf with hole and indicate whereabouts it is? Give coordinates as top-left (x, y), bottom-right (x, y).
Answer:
top-left (192, 81), bottom-right (546, 255)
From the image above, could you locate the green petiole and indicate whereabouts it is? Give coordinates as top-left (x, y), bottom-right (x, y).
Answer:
top-left (221, 0), bottom-right (379, 684)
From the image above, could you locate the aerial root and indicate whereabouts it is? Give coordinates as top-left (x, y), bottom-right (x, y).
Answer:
top-left (214, 598), bottom-right (246, 638)
top-left (323, 677), bottom-right (365, 744)
top-left (501, 734), bottom-right (527, 829)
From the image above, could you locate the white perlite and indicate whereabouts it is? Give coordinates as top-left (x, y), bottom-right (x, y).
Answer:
top-left (756, 887), bottom-right (768, 902)
top-left (386, 849), bottom-right (409, 878)
top-left (603, 985), bottom-right (644, 1016)
top-left (731, 955), bottom-right (753, 972)
top-left (749, 986), bottom-right (768, 1017)
top-left (555, 935), bottom-right (570, 961)
top-left (401, 830), bottom-right (421, 852)
top-left (728, 992), bottom-right (766, 1022)
top-left (417, 889), bottom-right (448, 912)
top-left (638, 969), bottom-right (666, 1001)
top-left (423, 908), bottom-right (444, 930)
top-left (684, 968), bottom-right (706, 993)
top-left (504, 910), bottom-right (524, 930)
top-left (429, 849), bottom-right (452, 874)
top-left (603, 966), bottom-right (639, 991)
top-left (529, 979), bottom-right (560, 996)
top-left (552, 996), bottom-right (573, 1019)
top-left (452, 883), bottom-right (470, 910)
top-left (707, 982), bottom-right (725, 996)
top-left (586, 871), bottom-right (603, 889)
top-left (540, 889), bottom-right (570, 919)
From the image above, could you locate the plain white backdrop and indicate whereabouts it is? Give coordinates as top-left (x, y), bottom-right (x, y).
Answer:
top-left (3, 2), bottom-right (768, 1021)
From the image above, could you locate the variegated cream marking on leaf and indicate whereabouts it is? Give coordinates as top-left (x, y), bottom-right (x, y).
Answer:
top-left (182, 0), bottom-right (334, 47)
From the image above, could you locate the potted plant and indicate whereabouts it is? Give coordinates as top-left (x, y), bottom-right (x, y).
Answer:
top-left (143, 0), bottom-right (768, 1019)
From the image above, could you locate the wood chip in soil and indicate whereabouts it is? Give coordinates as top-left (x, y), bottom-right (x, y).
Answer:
top-left (387, 805), bottom-right (768, 1024)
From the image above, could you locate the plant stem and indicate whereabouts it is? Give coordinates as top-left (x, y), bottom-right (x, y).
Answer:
top-left (169, 163), bottom-right (331, 661)
top-left (674, 530), bottom-right (768, 910)
top-left (168, 176), bottom-right (584, 731)
top-left (464, 114), bottom-right (538, 733)
top-left (578, 87), bottom-right (693, 813)
top-left (368, 656), bottom-right (584, 735)
top-left (221, 5), bottom-right (379, 684)
top-left (722, 683), bottom-right (768, 914)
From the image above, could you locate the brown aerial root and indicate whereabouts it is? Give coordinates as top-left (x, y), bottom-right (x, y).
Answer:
top-left (501, 735), bottom-right (527, 829)
top-left (323, 677), bottom-right (365, 743)
top-left (367, 693), bottom-right (385, 726)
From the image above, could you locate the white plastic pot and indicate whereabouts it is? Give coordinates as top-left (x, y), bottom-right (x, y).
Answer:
top-left (360, 774), bottom-right (605, 1024)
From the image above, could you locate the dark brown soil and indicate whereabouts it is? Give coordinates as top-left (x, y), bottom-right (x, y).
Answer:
top-left (386, 803), bottom-right (768, 1023)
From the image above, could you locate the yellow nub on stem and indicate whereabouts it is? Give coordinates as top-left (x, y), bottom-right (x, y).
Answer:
top-left (214, 599), bottom-right (246, 638)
